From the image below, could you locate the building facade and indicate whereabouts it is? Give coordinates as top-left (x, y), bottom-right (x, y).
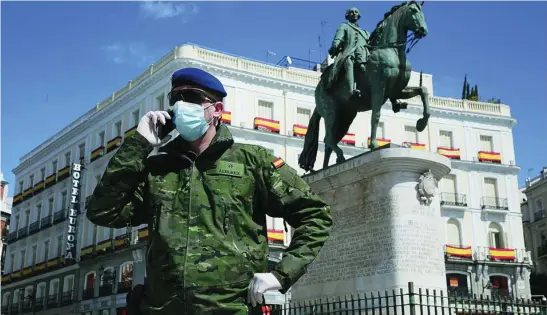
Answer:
top-left (521, 167), bottom-right (547, 295)
top-left (1, 43), bottom-right (531, 315)
top-left (1, 172), bottom-right (12, 276)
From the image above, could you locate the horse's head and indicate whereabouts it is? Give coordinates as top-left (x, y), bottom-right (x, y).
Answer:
top-left (402, 1), bottom-right (428, 38)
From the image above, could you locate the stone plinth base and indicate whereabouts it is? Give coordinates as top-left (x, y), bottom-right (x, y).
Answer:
top-left (290, 146), bottom-right (452, 301)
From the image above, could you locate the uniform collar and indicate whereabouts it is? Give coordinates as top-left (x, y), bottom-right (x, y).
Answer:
top-left (158, 124), bottom-right (234, 162)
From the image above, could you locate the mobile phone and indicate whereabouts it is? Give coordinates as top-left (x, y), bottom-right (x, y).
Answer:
top-left (157, 109), bottom-right (175, 139)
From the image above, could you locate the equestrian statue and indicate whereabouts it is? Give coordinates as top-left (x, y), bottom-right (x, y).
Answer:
top-left (299, 1), bottom-right (430, 173)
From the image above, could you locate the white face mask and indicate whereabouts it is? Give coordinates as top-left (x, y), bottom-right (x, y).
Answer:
top-left (172, 101), bottom-right (215, 141)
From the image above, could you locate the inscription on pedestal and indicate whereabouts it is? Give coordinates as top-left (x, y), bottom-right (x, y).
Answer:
top-left (296, 193), bottom-right (444, 287)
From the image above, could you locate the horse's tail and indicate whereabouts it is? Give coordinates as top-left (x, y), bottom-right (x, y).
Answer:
top-left (298, 107), bottom-right (321, 172)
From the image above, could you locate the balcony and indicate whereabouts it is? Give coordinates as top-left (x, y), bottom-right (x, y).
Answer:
top-left (478, 151), bottom-right (502, 164)
top-left (53, 209), bottom-right (66, 224)
top-left (18, 226), bottom-right (28, 239)
top-left (82, 288), bottom-right (94, 300)
top-left (440, 193), bottom-right (467, 207)
top-left (28, 221), bottom-right (40, 235)
top-left (10, 304), bottom-right (18, 313)
top-left (60, 290), bottom-right (74, 306)
top-left (491, 288), bottom-right (511, 299)
top-left (34, 297), bottom-right (44, 311)
top-left (7, 231), bottom-right (17, 243)
top-left (40, 215), bottom-right (52, 229)
top-left (99, 284), bottom-right (114, 297)
top-left (22, 299), bottom-right (32, 312)
top-left (534, 210), bottom-right (546, 221)
top-left (118, 281), bottom-right (132, 294)
top-left (46, 294), bottom-right (58, 308)
top-left (447, 287), bottom-right (470, 298)
top-left (1, 305), bottom-right (8, 313)
top-left (481, 197), bottom-right (509, 210)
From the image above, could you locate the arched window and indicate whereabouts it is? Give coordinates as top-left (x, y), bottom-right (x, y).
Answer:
top-left (83, 271), bottom-right (96, 300)
top-left (446, 219), bottom-right (461, 246)
top-left (2, 292), bottom-right (10, 307)
top-left (490, 275), bottom-right (510, 298)
top-left (63, 275), bottom-right (75, 297)
top-left (488, 222), bottom-right (504, 248)
top-left (100, 267), bottom-right (115, 286)
top-left (446, 272), bottom-right (469, 297)
top-left (119, 262), bottom-right (134, 294)
top-left (49, 279), bottom-right (60, 298)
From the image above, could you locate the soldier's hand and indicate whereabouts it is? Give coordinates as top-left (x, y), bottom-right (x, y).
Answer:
top-left (136, 111), bottom-right (172, 146)
top-left (247, 273), bottom-right (282, 307)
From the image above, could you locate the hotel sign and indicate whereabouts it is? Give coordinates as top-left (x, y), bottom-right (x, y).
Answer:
top-left (65, 163), bottom-right (82, 261)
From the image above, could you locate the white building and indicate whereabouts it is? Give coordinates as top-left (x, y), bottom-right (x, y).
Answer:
top-left (1, 43), bottom-right (531, 315)
top-left (1, 172), bottom-right (12, 277)
top-left (521, 167), bottom-right (547, 294)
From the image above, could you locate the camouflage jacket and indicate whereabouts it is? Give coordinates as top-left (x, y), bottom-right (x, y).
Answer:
top-left (86, 124), bottom-right (332, 311)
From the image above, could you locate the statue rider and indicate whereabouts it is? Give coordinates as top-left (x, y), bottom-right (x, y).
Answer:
top-left (326, 7), bottom-right (370, 99)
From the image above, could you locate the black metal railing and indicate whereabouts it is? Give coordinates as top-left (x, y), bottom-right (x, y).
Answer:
top-left (9, 304), bottom-right (18, 313)
top-left (60, 290), bottom-right (74, 306)
top-left (534, 210), bottom-right (546, 221)
top-left (491, 288), bottom-right (511, 299)
top-left (99, 284), bottom-right (114, 297)
top-left (22, 299), bottom-right (32, 312)
top-left (28, 221), bottom-right (40, 235)
top-left (447, 286), bottom-right (470, 298)
top-left (118, 281), bottom-right (132, 294)
top-left (82, 288), bottom-right (94, 300)
top-left (41, 214), bottom-right (52, 229)
top-left (260, 282), bottom-right (547, 315)
top-left (481, 197), bottom-right (509, 210)
top-left (34, 296), bottom-right (44, 311)
top-left (17, 226), bottom-right (28, 239)
top-left (46, 294), bottom-right (58, 308)
top-left (440, 193), bottom-right (467, 207)
top-left (1, 305), bottom-right (8, 313)
top-left (53, 209), bottom-right (67, 224)
top-left (7, 231), bottom-right (17, 243)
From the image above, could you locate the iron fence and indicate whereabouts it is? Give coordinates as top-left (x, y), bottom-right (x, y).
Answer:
top-left (263, 282), bottom-right (547, 315)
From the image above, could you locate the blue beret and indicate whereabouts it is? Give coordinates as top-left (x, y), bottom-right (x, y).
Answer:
top-left (171, 67), bottom-right (227, 98)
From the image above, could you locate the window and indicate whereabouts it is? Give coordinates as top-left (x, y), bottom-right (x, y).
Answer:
top-left (488, 223), bottom-right (503, 248)
top-left (19, 180), bottom-right (24, 194)
top-left (61, 191), bottom-right (68, 209)
top-left (156, 94), bottom-right (165, 111)
top-left (114, 121), bottom-right (122, 138)
top-left (36, 203), bottom-right (42, 220)
top-left (439, 130), bottom-right (453, 148)
top-left (32, 246), bottom-right (37, 265)
top-left (536, 199), bottom-right (544, 211)
top-left (29, 174), bottom-right (34, 188)
top-left (20, 250), bottom-right (26, 269)
top-left (404, 125), bottom-right (418, 143)
top-left (65, 152), bottom-right (71, 167)
top-left (25, 209), bottom-right (30, 227)
top-left (48, 198), bottom-right (54, 216)
top-left (480, 135), bottom-right (493, 152)
top-left (79, 143), bottom-right (86, 160)
top-left (483, 178), bottom-right (498, 198)
top-left (132, 110), bottom-right (140, 127)
top-left (10, 253), bottom-right (15, 272)
top-left (56, 235), bottom-right (63, 257)
top-left (14, 215), bottom-right (19, 230)
top-left (40, 168), bottom-right (46, 181)
top-left (257, 100), bottom-right (274, 119)
top-left (52, 160), bottom-right (58, 174)
top-left (99, 131), bottom-right (105, 147)
top-left (44, 240), bottom-right (50, 261)
top-left (296, 107), bottom-right (311, 126)
top-left (446, 219), bottom-right (461, 246)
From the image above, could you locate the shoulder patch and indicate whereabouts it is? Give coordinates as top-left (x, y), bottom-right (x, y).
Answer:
top-left (272, 157), bottom-right (285, 169)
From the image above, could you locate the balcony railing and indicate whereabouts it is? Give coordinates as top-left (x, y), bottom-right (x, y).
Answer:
top-left (99, 284), bottom-right (114, 297)
top-left (22, 299), bottom-right (32, 312)
top-left (34, 296), bottom-right (44, 311)
top-left (28, 221), bottom-right (40, 235)
top-left (118, 281), bottom-right (132, 294)
top-left (82, 288), bottom-right (94, 300)
top-left (18, 226), bottom-right (28, 238)
top-left (53, 209), bottom-right (67, 224)
top-left (40, 215), bottom-right (52, 229)
top-left (440, 193), bottom-right (467, 207)
top-left (60, 290), bottom-right (74, 306)
top-left (7, 231), bottom-right (17, 243)
top-left (534, 210), bottom-right (546, 221)
top-left (1, 305), bottom-right (8, 313)
top-left (481, 197), bottom-right (509, 210)
top-left (46, 294), bottom-right (58, 308)
top-left (491, 288), bottom-right (511, 299)
top-left (447, 287), bottom-right (470, 298)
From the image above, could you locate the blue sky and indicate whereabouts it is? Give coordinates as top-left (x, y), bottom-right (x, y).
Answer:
top-left (2, 1), bottom-right (546, 198)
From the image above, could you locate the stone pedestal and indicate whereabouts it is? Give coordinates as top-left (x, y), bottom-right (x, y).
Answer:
top-left (290, 146), bottom-right (452, 301)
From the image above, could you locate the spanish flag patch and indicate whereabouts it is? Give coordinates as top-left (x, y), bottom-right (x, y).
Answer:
top-left (272, 157), bottom-right (285, 169)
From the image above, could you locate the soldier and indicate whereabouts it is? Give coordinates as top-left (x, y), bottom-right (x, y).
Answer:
top-left (327, 7), bottom-right (370, 98)
top-left (86, 67), bottom-right (332, 315)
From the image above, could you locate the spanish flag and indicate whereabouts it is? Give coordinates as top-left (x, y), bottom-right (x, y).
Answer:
top-left (272, 158), bottom-right (285, 169)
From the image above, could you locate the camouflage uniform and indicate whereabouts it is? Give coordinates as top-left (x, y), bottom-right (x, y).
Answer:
top-left (86, 123), bottom-right (333, 315)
